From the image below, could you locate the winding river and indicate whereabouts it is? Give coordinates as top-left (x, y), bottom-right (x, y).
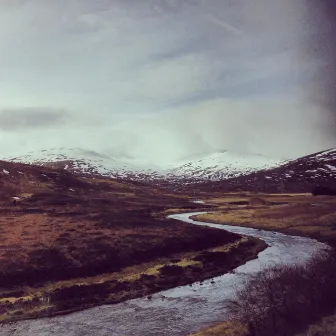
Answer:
top-left (0, 212), bottom-right (328, 336)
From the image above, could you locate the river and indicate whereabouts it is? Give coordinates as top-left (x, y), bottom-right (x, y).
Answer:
top-left (0, 212), bottom-right (328, 336)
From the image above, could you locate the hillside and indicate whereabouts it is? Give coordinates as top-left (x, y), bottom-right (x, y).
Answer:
top-left (169, 150), bottom-right (283, 181)
top-left (185, 148), bottom-right (336, 194)
top-left (4, 147), bottom-right (336, 194)
top-left (5, 148), bottom-right (163, 181)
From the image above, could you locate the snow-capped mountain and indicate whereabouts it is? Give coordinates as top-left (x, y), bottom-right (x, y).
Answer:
top-left (4, 148), bottom-right (284, 183)
top-left (169, 150), bottom-right (284, 181)
top-left (5, 148), bottom-right (164, 181)
top-left (194, 148), bottom-right (336, 193)
top-left (8, 147), bottom-right (336, 190)
top-left (260, 147), bottom-right (336, 184)
top-left (3, 147), bottom-right (336, 192)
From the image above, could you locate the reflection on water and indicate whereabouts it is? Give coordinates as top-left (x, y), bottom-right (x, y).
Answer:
top-left (0, 212), bottom-right (327, 336)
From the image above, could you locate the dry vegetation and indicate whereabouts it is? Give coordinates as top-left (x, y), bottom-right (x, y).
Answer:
top-left (191, 251), bottom-right (336, 336)
top-left (297, 311), bottom-right (336, 336)
top-left (227, 251), bottom-right (336, 336)
top-left (0, 162), bottom-right (267, 322)
top-left (192, 193), bottom-right (336, 247)
top-left (189, 321), bottom-right (248, 336)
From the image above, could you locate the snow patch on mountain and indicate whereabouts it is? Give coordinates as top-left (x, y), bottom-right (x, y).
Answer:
top-left (5, 148), bottom-right (164, 181)
top-left (207, 148), bottom-right (336, 193)
top-left (169, 150), bottom-right (284, 181)
top-left (3, 148), bottom-right (287, 182)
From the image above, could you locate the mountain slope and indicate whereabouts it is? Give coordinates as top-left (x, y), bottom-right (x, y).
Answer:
top-left (6, 148), bottom-right (163, 181)
top-left (7, 147), bottom-right (335, 193)
top-left (170, 150), bottom-right (283, 181)
top-left (4, 148), bottom-right (284, 183)
top-left (193, 148), bottom-right (336, 193)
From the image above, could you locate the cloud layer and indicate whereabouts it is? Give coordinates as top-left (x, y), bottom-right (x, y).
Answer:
top-left (0, 0), bottom-right (335, 166)
top-left (0, 108), bottom-right (67, 131)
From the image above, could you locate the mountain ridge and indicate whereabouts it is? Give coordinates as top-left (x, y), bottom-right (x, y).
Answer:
top-left (3, 147), bottom-right (336, 193)
top-left (190, 147), bottom-right (336, 193)
top-left (3, 147), bottom-right (284, 183)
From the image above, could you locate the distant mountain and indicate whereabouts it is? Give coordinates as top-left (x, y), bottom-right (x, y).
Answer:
top-left (192, 148), bottom-right (336, 193)
top-left (0, 158), bottom-right (94, 198)
top-left (170, 150), bottom-right (283, 181)
top-left (5, 148), bottom-right (163, 182)
top-left (4, 148), bottom-right (284, 184)
top-left (7, 147), bottom-right (335, 193)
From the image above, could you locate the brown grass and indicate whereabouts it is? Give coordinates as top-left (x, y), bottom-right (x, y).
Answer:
top-left (0, 235), bottom-right (265, 323)
top-left (0, 164), bottom-right (270, 323)
top-left (193, 194), bottom-right (336, 245)
top-left (206, 193), bottom-right (319, 206)
top-left (189, 321), bottom-right (247, 336)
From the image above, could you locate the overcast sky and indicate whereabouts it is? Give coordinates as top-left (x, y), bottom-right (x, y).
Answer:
top-left (0, 0), bottom-right (335, 167)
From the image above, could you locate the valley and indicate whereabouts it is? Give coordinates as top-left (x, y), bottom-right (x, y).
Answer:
top-left (4, 147), bottom-right (336, 194)
top-left (0, 147), bottom-right (336, 335)
top-left (0, 211), bottom-right (326, 336)
top-left (3, 147), bottom-right (283, 183)
top-left (0, 160), bottom-right (265, 323)
top-left (1, 1), bottom-right (336, 334)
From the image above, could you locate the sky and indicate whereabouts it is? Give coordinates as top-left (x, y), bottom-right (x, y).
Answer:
top-left (0, 0), bottom-right (335, 167)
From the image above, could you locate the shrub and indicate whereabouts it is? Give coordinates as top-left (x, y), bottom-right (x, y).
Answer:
top-left (227, 252), bottom-right (336, 336)
top-left (297, 312), bottom-right (336, 336)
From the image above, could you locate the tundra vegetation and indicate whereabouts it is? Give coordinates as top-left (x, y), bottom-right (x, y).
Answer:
top-left (0, 162), bottom-right (266, 322)
top-left (192, 193), bottom-right (336, 247)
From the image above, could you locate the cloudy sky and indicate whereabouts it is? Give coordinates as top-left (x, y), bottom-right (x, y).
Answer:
top-left (0, 0), bottom-right (335, 167)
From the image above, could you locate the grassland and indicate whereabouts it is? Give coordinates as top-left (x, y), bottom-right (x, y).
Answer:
top-left (192, 193), bottom-right (336, 247)
top-left (0, 166), bottom-right (267, 323)
top-left (0, 233), bottom-right (265, 323)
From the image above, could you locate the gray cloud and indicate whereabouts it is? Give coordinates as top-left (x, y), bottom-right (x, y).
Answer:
top-left (0, 108), bottom-right (68, 131)
top-left (304, 0), bottom-right (336, 133)
top-left (0, 1), bottom-right (334, 166)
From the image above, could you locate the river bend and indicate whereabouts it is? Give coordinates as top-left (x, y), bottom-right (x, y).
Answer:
top-left (0, 212), bottom-right (327, 336)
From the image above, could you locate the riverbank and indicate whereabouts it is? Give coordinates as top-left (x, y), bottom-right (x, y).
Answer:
top-left (191, 250), bottom-right (336, 336)
top-left (0, 211), bottom-right (324, 336)
top-left (0, 219), bottom-right (266, 324)
top-left (191, 194), bottom-right (336, 247)
top-left (0, 172), bottom-right (256, 324)
top-left (0, 169), bottom-right (268, 324)
top-left (189, 193), bottom-right (336, 336)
